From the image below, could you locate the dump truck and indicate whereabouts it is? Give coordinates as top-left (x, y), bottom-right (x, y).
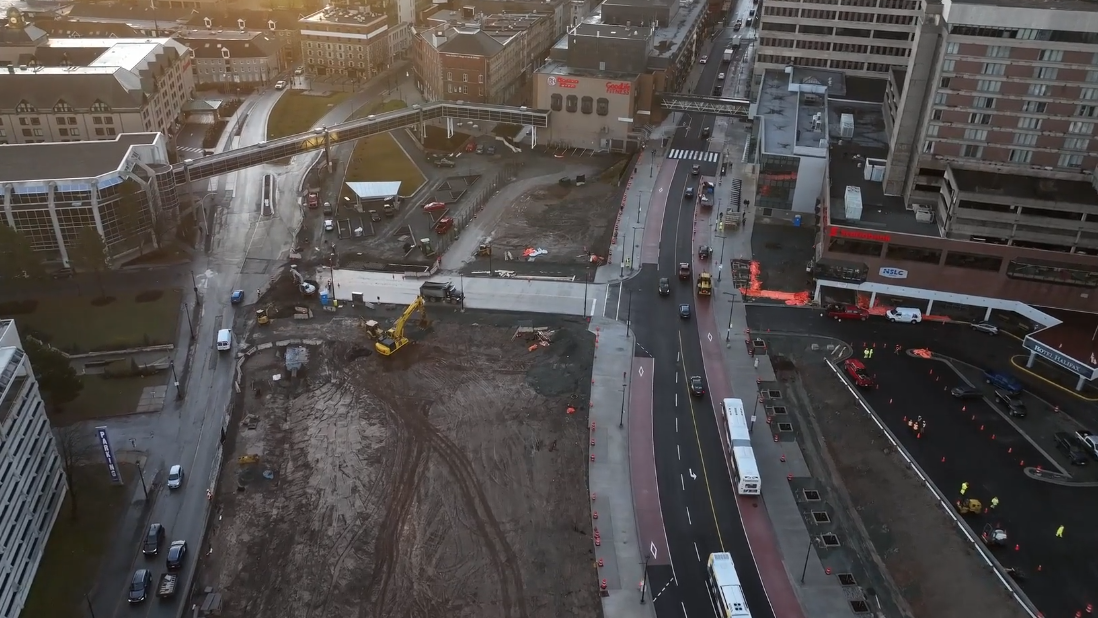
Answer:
top-left (420, 281), bottom-right (464, 304)
top-left (156, 573), bottom-right (178, 599)
top-left (696, 272), bottom-right (713, 296)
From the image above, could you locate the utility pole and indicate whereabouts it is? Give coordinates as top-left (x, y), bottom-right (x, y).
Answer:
top-left (725, 294), bottom-right (736, 342)
top-left (135, 460), bottom-right (149, 498)
top-left (182, 302), bottom-right (195, 341)
top-left (487, 243), bottom-right (493, 277)
top-left (189, 270), bottom-right (199, 301)
top-left (459, 274), bottom-right (465, 312)
top-left (169, 360), bottom-right (183, 400)
top-left (582, 269), bottom-right (590, 318)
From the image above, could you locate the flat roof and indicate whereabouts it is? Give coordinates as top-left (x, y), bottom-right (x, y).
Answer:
top-left (0, 133), bottom-right (159, 183)
top-left (945, 0), bottom-right (1098, 10)
top-left (573, 22), bottom-right (649, 40)
top-left (1027, 307), bottom-right (1098, 372)
top-left (950, 169), bottom-right (1098, 206)
top-left (564, 0), bottom-right (706, 60)
top-left (346, 181), bottom-right (401, 200)
top-left (300, 5), bottom-right (388, 26)
top-left (536, 59), bottom-right (639, 80)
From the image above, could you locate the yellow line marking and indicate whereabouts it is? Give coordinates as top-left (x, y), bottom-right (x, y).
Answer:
top-left (1009, 355), bottom-right (1098, 402)
top-left (678, 330), bottom-right (727, 553)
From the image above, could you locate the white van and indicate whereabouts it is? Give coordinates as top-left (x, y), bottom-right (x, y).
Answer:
top-left (886, 307), bottom-right (922, 324)
top-left (216, 328), bottom-right (232, 351)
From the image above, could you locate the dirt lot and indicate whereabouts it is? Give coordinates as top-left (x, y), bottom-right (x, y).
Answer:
top-left (764, 337), bottom-right (1028, 618)
top-left (748, 223), bottom-right (816, 293)
top-left (199, 311), bottom-right (599, 618)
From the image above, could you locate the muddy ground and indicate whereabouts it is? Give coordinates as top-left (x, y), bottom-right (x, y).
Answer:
top-left (749, 223), bottom-right (816, 293)
top-left (764, 336), bottom-right (1029, 618)
top-left (200, 310), bottom-right (600, 618)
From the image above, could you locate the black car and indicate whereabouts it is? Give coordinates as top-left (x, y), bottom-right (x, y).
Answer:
top-left (679, 304), bottom-right (691, 319)
top-left (142, 523), bottom-right (165, 556)
top-left (486, 146), bottom-right (496, 155)
top-left (684, 186), bottom-right (695, 199)
top-left (701, 126), bottom-right (710, 138)
top-left (435, 158), bottom-right (456, 168)
top-left (1054, 432), bottom-right (1089, 466)
top-left (658, 278), bottom-right (671, 296)
top-left (166, 540), bottom-right (188, 571)
top-left (689, 376), bottom-right (705, 397)
top-left (950, 385), bottom-right (982, 399)
top-left (128, 569), bottom-right (152, 603)
top-left (993, 389), bottom-right (1027, 418)
top-left (691, 164), bottom-right (700, 175)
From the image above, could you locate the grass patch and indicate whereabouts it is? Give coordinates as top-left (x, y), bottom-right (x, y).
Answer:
top-left (1, 289), bottom-right (181, 353)
top-left (58, 374), bottom-right (166, 425)
top-left (342, 134), bottom-right (426, 198)
top-left (351, 98), bottom-right (408, 120)
top-left (20, 464), bottom-right (135, 618)
top-left (267, 90), bottom-right (351, 140)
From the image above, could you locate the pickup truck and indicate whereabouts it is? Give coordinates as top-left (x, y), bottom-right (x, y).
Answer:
top-left (1076, 430), bottom-right (1098, 460)
top-left (983, 370), bottom-right (1022, 395)
top-left (157, 573), bottom-right (178, 599)
top-left (826, 304), bottom-right (868, 321)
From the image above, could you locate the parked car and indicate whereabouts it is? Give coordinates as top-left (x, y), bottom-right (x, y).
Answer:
top-left (658, 278), bottom-right (671, 296)
top-left (950, 385), bottom-right (982, 399)
top-left (993, 389), bottom-right (1027, 417)
top-left (293, 67), bottom-right (304, 76)
top-left (684, 186), bottom-right (695, 199)
top-left (128, 569), bottom-right (153, 603)
top-left (1054, 432), bottom-right (1089, 466)
top-left (701, 126), bottom-right (710, 138)
top-left (423, 201), bottom-right (447, 213)
top-left (679, 304), bottom-right (692, 319)
top-left (324, 219), bottom-right (334, 232)
top-left (167, 464), bottom-right (184, 490)
top-left (984, 370), bottom-right (1023, 394)
top-left (475, 144), bottom-right (485, 154)
top-left (274, 80), bottom-right (286, 90)
top-left (699, 55), bottom-right (708, 64)
top-left (689, 376), bottom-right (705, 397)
top-left (843, 358), bottom-right (875, 388)
top-left (465, 141), bottom-right (477, 152)
top-left (435, 158), bottom-right (456, 168)
top-left (142, 523), bottom-right (165, 556)
top-left (166, 540), bottom-right (188, 571)
top-left (825, 304), bottom-right (868, 321)
top-left (486, 146), bottom-right (496, 155)
top-left (717, 72), bottom-right (726, 81)
top-left (971, 321), bottom-right (999, 335)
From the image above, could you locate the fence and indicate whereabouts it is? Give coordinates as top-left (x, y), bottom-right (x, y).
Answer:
top-left (431, 161), bottom-right (524, 256)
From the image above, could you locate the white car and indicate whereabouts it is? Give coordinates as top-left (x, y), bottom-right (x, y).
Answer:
top-left (324, 219), bottom-right (334, 232)
top-left (293, 67), bottom-right (303, 76)
top-left (274, 80), bottom-right (287, 90)
top-left (717, 72), bottom-right (726, 81)
top-left (167, 465), bottom-right (184, 490)
top-left (700, 55), bottom-right (708, 64)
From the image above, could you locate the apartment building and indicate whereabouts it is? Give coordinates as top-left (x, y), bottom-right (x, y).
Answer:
top-left (176, 29), bottom-right (282, 87)
top-left (414, 9), bottom-right (557, 104)
top-left (299, 5), bottom-right (409, 80)
top-left (754, 0), bottom-right (922, 92)
top-left (0, 320), bottom-right (65, 618)
top-left (0, 37), bottom-right (194, 145)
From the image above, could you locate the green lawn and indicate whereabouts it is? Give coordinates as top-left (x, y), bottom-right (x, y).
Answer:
top-left (351, 98), bottom-right (408, 120)
top-left (57, 374), bottom-right (167, 425)
top-left (267, 90), bottom-right (351, 140)
top-left (20, 464), bottom-right (135, 618)
top-left (0, 289), bottom-right (181, 353)
top-left (342, 133), bottom-right (426, 198)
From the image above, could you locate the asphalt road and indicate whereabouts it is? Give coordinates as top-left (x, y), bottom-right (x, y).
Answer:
top-left (746, 305), bottom-right (1098, 618)
top-left (631, 15), bottom-right (776, 618)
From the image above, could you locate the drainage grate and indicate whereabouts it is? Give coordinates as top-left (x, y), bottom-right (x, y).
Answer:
top-left (767, 389), bottom-right (782, 399)
top-left (838, 573), bottom-right (857, 586)
top-left (777, 422), bottom-right (794, 432)
top-left (769, 406), bottom-right (787, 415)
top-left (850, 600), bottom-right (870, 614)
top-left (803, 489), bottom-right (821, 501)
top-left (811, 511), bottom-right (831, 524)
top-left (821, 533), bottom-right (840, 547)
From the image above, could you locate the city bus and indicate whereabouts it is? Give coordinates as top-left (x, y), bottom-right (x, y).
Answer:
top-left (707, 552), bottom-right (752, 618)
top-left (722, 398), bottom-right (761, 495)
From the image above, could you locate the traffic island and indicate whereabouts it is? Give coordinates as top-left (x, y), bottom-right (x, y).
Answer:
top-left (266, 90), bottom-right (351, 140)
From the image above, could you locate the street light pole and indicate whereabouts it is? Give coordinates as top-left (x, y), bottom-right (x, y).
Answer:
top-left (190, 270), bottom-right (198, 301)
top-left (582, 269), bottom-right (589, 318)
top-left (182, 302), bottom-right (195, 341)
top-left (459, 274), bottom-right (465, 312)
top-left (169, 360), bottom-right (183, 400)
top-left (135, 461), bottom-right (148, 498)
top-left (725, 295), bottom-right (736, 342)
top-left (620, 369), bottom-right (627, 428)
top-left (488, 243), bottom-right (493, 277)
top-left (640, 554), bottom-right (651, 603)
top-left (85, 593), bottom-right (97, 618)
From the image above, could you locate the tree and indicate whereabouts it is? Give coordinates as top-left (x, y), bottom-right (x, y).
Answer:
top-left (69, 226), bottom-right (110, 297)
top-left (0, 223), bottom-right (46, 280)
top-left (22, 336), bottom-right (83, 406)
top-left (54, 424), bottom-right (95, 520)
top-left (115, 180), bottom-right (148, 256)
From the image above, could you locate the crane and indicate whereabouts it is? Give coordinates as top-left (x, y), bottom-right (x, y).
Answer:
top-left (375, 296), bottom-right (427, 356)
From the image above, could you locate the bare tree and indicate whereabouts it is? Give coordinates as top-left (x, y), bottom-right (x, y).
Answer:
top-left (54, 425), bottom-right (96, 520)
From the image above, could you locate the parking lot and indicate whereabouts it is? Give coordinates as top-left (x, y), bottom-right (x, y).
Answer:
top-left (749, 305), bottom-right (1098, 618)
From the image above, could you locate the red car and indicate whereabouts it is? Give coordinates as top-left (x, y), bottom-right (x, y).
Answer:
top-left (464, 141), bottom-right (477, 152)
top-left (434, 216), bottom-right (454, 234)
top-left (678, 263), bottom-right (691, 280)
top-left (844, 359), bottom-right (875, 388)
top-left (307, 192), bottom-right (319, 209)
top-left (423, 201), bottom-right (447, 212)
top-left (826, 304), bottom-right (868, 321)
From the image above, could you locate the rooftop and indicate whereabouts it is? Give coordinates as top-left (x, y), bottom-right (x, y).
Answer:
top-left (756, 68), bottom-right (843, 156)
top-left (537, 59), bottom-right (640, 80)
top-left (562, 0), bottom-right (706, 60)
top-left (573, 22), bottom-right (649, 40)
top-left (176, 30), bottom-right (280, 58)
top-left (944, 0), bottom-right (1098, 12)
top-left (0, 133), bottom-right (159, 183)
top-left (300, 5), bottom-right (388, 27)
top-left (346, 181), bottom-right (401, 200)
top-left (950, 168), bottom-right (1098, 206)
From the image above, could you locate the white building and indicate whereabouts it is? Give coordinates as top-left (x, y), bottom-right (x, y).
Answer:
top-left (0, 320), bottom-right (65, 618)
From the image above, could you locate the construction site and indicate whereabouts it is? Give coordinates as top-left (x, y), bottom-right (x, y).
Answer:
top-left (199, 297), bottom-right (600, 618)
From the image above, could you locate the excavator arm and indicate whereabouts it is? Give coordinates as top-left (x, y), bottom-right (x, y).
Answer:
top-left (375, 296), bottom-right (427, 356)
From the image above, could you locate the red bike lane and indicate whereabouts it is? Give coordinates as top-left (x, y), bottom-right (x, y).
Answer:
top-left (628, 357), bottom-right (671, 566)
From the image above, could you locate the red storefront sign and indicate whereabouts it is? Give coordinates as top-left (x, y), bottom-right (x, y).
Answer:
top-left (829, 227), bottom-right (891, 243)
top-left (606, 81), bottom-right (631, 95)
top-left (547, 76), bottom-right (578, 89)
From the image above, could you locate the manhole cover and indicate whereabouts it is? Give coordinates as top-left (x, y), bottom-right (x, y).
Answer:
top-left (838, 573), bottom-right (857, 586)
top-left (821, 533), bottom-right (840, 547)
top-left (811, 511), bottom-right (830, 524)
top-left (770, 406), bottom-right (787, 415)
top-left (777, 422), bottom-right (793, 432)
top-left (803, 489), bottom-right (821, 501)
top-left (850, 600), bottom-right (870, 614)
top-left (767, 390), bottom-right (782, 399)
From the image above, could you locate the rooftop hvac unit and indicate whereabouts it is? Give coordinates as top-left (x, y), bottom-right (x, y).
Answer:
top-left (844, 186), bottom-right (863, 221)
top-left (864, 158), bottom-right (886, 182)
top-left (840, 113), bottom-right (854, 138)
top-left (913, 205), bottom-right (935, 223)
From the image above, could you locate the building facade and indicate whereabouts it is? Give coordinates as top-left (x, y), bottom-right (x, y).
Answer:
top-left (0, 37), bottom-right (194, 145)
top-left (176, 30), bottom-right (282, 87)
top-left (0, 320), bottom-right (66, 618)
top-left (0, 133), bottom-right (174, 266)
top-left (299, 6), bottom-right (397, 80)
top-left (532, 69), bottom-right (638, 150)
top-left (754, 0), bottom-right (922, 92)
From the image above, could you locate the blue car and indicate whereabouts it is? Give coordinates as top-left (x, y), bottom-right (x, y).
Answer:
top-left (230, 290), bottom-right (244, 304)
top-left (983, 370), bottom-right (1022, 394)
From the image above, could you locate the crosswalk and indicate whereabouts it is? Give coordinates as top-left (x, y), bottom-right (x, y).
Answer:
top-left (668, 149), bottom-right (720, 163)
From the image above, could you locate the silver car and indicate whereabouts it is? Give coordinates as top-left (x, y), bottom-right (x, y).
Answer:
top-left (167, 464), bottom-right (184, 490)
top-left (972, 321), bottom-right (999, 335)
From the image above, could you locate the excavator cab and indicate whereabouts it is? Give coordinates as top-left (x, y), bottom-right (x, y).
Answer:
top-left (476, 244), bottom-right (492, 257)
top-left (375, 297), bottom-right (428, 356)
top-left (256, 308), bottom-right (270, 325)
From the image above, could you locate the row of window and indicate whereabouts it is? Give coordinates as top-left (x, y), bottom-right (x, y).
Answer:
top-left (931, 113), bottom-right (1094, 135)
top-left (827, 239), bottom-right (1012, 272)
top-left (792, 0), bottom-right (920, 8)
top-left (756, 53), bottom-right (898, 73)
top-left (934, 92), bottom-right (1098, 119)
top-left (14, 100), bottom-right (112, 114)
top-left (922, 139), bottom-right (1087, 168)
top-left (549, 94), bottom-right (611, 115)
top-left (942, 60), bottom-right (1098, 85)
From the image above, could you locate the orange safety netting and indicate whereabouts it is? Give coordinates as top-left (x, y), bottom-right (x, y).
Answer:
top-left (738, 260), bottom-right (812, 305)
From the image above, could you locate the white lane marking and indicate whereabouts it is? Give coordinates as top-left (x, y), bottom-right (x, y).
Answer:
top-left (638, 366), bottom-right (645, 377)
top-left (694, 542), bottom-right (701, 561)
top-left (681, 474), bottom-right (685, 490)
top-left (689, 469), bottom-right (697, 481)
top-left (681, 601), bottom-right (689, 618)
top-left (676, 417), bottom-right (679, 432)
top-left (677, 445), bottom-right (681, 460)
top-left (686, 507), bottom-right (692, 525)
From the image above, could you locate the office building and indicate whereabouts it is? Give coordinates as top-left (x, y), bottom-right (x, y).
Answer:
top-left (299, 5), bottom-right (412, 80)
top-left (0, 320), bottom-right (65, 618)
top-left (176, 29), bottom-right (282, 87)
top-left (414, 9), bottom-right (557, 104)
top-left (0, 133), bottom-right (175, 266)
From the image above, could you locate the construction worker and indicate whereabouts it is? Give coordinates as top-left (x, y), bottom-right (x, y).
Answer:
top-left (960, 482), bottom-right (969, 495)
top-left (895, 344), bottom-right (902, 354)
top-left (990, 497), bottom-right (999, 509)
top-left (1056, 525), bottom-right (1064, 538)
top-left (863, 348), bottom-right (870, 359)
top-left (868, 348), bottom-right (874, 358)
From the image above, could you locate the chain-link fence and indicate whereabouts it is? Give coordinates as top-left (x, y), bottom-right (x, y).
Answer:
top-left (430, 161), bottom-right (524, 256)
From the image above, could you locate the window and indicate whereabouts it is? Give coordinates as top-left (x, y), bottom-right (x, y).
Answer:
top-left (550, 93), bottom-right (562, 112)
top-left (1038, 49), bottom-right (1063, 63)
top-left (945, 42), bottom-right (959, 55)
top-left (1034, 66), bottom-right (1058, 80)
top-left (942, 59), bottom-right (956, 72)
top-left (934, 92), bottom-right (948, 105)
top-left (932, 109), bottom-right (943, 120)
top-left (21, 128), bottom-right (32, 137)
top-left (1022, 100), bottom-right (1047, 113)
top-left (69, 128), bottom-right (79, 137)
top-left (90, 100), bottom-right (110, 112)
top-left (945, 251), bottom-right (1002, 271)
top-left (1008, 149), bottom-right (1032, 163)
top-left (446, 71), bottom-right (452, 80)
top-left (969, 113), bottom-right (991, 125)
top-left (923, 140), bottom-right (934, 153)
top-left (565, 95), bottom-right (578, 113)
top-left (92, 116), bottom-right (102, 125)
top-left (981, 63), bottom-right (1005, 76)
top-left (976, 80), bottom-right (1000, 93)
top-left (58, 128), bottom-right (69, 137)
top-left (95, 127), bottom-right (105, 136)
top-left (462, 73), bottom-right (468, 83)
top-left (926, 124), bottom-right (939, 137)
top-left (964, 128), bottom-right (987, 141)
top-left (1059, 153), bottom-right (1084, 168)
top-left (973, 96), bottom-right (994, 109)
top-left (1064, 137), bottom-right (1089, 151)
top-left (1007, 259), bottom-right (1098, 288)
top-left (596, 97), bottom-right (609, 116)
top-left (1069, 121), bottom-right (1094, 135)
top-left (986, 45), bottom-right (1010, 58)
top-left (1018, 117), bottom-right (1041, 130)
top-left (30, 118), bottom-right (40, 126)
top-left (53, 100), bottom-right (73, 112)
top-left (828, 237), bottom-right (884, 257)
top-left (1014, 132), bottom-right (1038, 146)
top-left (1087, 71), bottom-right (1098, 84)
top-left (940, 77), bottom-right (951, 89)
top-left (1027, 83), bottom-right (1049, 97)
top-left (885, 244), bottom-right (942, 264)
top-left (962, 144), bottom-right (984, 157)
top-left (32, 128), bottom-right (42, 136)
top-left (1079, 105), bottom-right (1098, 118)
top-left (581, 96), bottom-right (593, 114)
top-left (15, 101), bottom-right (36, 113)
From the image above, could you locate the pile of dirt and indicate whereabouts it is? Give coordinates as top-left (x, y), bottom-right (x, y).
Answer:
top-left (525, 328), bottom-right (593, 398)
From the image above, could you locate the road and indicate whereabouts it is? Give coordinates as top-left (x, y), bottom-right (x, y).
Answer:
top-left (629, 13), bottom-right (779, 618)
top-left (747, 305), bottom-right (1098, 618)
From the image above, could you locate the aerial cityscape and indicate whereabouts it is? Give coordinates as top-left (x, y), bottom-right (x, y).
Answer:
top-left (1, 0), bottom-right (1097, 617)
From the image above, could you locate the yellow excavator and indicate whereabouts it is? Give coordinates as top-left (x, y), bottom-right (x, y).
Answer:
top-left (375, 296), bottom-right (428, 356)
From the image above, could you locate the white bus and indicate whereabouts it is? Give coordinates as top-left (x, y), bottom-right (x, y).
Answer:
top-left (722, 398), bottom-right (761, 495)
top-left (707, 552), bottom-right (752, 618)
